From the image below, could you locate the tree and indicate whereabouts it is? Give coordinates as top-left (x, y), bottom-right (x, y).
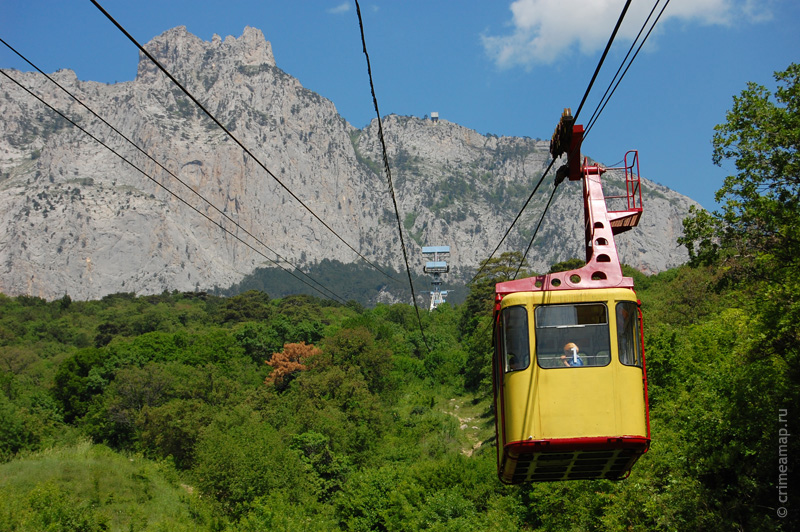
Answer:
top-left (673, 64), bottom-right (800, 530)
top-left (193, 409), bottom-right (314, 518)
top-left (265, 342), bottom-right (320, 390)
top-left (0, 393), bottom-right (40, 460)
top-left (460, 251), bottom-right (530, 390)
top-left (460, 251), bottom-right (530, 335)
top-left (289, 431), bottom-right (349, 501)
top-left (677, 205), bottom-right (722, 266)
top-left (53, 347), bottom-right (109, 423)
top-left (215, 290), bottom-right (272, 323)
top-left (548, 257), bottom-right (585, 273)
top-left (323, 327), bottom-right (392, 394)
top-left (680, 63), bottom-right (800, 275)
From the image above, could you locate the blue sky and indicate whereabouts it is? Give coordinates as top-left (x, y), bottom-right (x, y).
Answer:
top-left (1, 0), bottom-right (798, 210)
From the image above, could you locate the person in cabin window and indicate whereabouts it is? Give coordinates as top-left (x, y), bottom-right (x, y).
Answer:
top-left (561, 342), bottom-right (584, 367)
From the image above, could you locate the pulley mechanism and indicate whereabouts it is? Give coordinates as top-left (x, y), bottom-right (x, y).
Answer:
top-left (550, 108), bottom-right (585, 184)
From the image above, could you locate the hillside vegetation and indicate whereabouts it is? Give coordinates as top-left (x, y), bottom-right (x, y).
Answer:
top-left (0, 66), bottom-right (797, 531)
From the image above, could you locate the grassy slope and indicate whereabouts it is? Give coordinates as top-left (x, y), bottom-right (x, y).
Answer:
top-left (0, 439), bottom-right (214, 532)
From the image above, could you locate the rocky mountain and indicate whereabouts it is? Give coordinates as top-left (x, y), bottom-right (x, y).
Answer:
top-left (0, 26), bottom-right (696, 301)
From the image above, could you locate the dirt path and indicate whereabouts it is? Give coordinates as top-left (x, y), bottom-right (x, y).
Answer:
top-left (444, 398), bottom-right (485, 457)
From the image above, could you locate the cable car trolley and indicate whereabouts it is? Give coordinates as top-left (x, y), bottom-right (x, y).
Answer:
top-left (492, 109), bottom-right (650, 483)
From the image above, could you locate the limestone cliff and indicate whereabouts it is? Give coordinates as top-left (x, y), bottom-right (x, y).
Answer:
top-left (0, 26), bottom-right (695, 300)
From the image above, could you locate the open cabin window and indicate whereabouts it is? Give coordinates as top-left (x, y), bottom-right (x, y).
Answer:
top-left (616, 301), bottom-right (643, 367)
top-left (502, 306), bottom-right (530, 373)
top-left (535, 303), bottom-right (611, 368)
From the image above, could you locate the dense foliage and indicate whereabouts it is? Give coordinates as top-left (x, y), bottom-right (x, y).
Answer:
top-left (680, 63), bottom-right (800, 275)
top-left (1, 67), bottom-right (797, 531)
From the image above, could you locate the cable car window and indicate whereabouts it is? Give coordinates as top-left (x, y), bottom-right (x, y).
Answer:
top-left (617, 301), bottom-right (643, 367)
top-left (502, 306), bottom-right (530, 372)
top-left (535, 303), bottom-right (610, 368)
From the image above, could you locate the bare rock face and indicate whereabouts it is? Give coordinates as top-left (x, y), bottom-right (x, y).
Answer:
top-left (0, 27), bottom-right (695, 300)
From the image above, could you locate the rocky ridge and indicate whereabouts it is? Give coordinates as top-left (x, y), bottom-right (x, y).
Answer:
top-left (0, 26), bottom-right (696, 301)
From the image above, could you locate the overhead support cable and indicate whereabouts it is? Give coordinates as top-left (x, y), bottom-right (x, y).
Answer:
top-left (573, 0), bottom-right (632, 123)
top-left (512, 1), bottom-right (670, 277)
top-left (470, 159), bottom-right (556, 284)
top-left (0, 68), bottom-right (350, 304)
top-left (90, 0), bottom-right (397, 282)
top-left (584, 0), bottom-right (671, 139)
top-left (516, 1), bottom-right (670, 278)
top-left (354, 0), bottom-right (430, 351)
top-left (0, 37), bottom-right (343, 303)
top-left (515, 1), bottom-right (671, 276)
top-left (516, 178), bottom-right (561, 279)
top-left (475, 0), bottom-right (635, 282)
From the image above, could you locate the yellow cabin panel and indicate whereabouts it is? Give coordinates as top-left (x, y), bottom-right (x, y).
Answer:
top-left (614, 365), bottom-right (647, 436)
top-left (497, 288), bottom-right (648, 446)
top-left (493, 287), bottom-right (650, 483)
top-left (535, 365), bottom-right (616, 438)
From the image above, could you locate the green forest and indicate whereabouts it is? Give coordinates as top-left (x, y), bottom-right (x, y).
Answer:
top-left (1, 66), bottom-right (798, 532)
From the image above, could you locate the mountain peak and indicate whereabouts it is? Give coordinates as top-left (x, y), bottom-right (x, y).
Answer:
top-left (137, 26), bottom-right (275, 82)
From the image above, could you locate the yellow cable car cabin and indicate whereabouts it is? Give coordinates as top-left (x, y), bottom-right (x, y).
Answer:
top-left (492, 115), bottom-right (650, 483)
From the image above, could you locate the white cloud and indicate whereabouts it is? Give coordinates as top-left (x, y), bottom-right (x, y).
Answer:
top-left (483, 0), bottom-right (774, 68)
top-left (328, 2), bottom-right (351, 15)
